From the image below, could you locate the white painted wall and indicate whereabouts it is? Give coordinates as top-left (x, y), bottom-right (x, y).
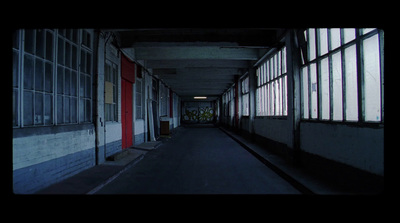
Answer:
top-left (13, 128), bottom-right (95, 171)
top-left (105, 122), bottom-right (122, 144)
top-left (300, 122), bottom-right (384, 176)
top-left (253, 118), bottom-right (293, 148)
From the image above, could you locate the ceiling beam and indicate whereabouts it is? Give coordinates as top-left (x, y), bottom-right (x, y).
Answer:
top-left (146, 59), bottom-right (250, 69)
top-left (117, 28), bottom-right (279, 48)
top-left (134, 47), bottom-right (259, 60)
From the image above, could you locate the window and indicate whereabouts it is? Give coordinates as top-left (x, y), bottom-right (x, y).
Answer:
top-left (13, 29), bottom-right (93, 128)
top-left (300, 28), bottom-right (383, 123)
top-left (160, 83), bottom-right (168, 116)
top-left (105, 60), bottom-right (118, 122)
top-left (241, 76), bottom-right (249, 116)
top-left (136, 74), bottom-right (144, 120)
top-left (223, 89), bottom-right (232, 117)
top-left (57, 29), bottom-right (79, 124)
top-left (256, 46), bottom-right (287, 116)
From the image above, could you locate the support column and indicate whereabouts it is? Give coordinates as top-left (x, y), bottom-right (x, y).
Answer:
top-left (288, 29), bottom-right (302, 166)
top-left (234, 75), bottom-right (239, 130)
top-left (94, 31), bottom-right (106, 164)
top-left (248, 66), bottom-right (257, 136)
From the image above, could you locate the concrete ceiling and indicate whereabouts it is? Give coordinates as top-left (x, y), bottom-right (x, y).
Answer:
top-left (113, 28), bottom-right (286, 101)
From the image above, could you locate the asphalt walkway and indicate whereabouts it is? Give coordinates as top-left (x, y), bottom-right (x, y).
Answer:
top-left (95, 126), bottom-right (301, 194)
top-left (36, 124), bottom-right (355, 195)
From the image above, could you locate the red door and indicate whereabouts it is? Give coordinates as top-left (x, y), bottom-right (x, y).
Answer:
top-left (121, 79), bottom-right (133, 149)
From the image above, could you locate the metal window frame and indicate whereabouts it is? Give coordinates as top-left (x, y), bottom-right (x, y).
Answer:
top-left (300, 28), bottom-right (383, 126)
top-left (135, 76), bottom-right (145, 120)
top-left (14, 29), bottom-right (94, 129)
top-left (241, 75), bottom-right (250, 116)
top-left (255, 46), bottom-right (288, 118)
top-left (56, 30), bottom-right (80, 125)
top-left (105, 59), bottom-right (118, 122)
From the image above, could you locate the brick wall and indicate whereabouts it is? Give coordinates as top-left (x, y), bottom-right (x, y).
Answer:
top-left (13, 125), bottom-right (96, 194)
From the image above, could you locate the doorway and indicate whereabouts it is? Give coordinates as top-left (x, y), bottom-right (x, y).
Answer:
top-left (121, 78), bottom-right (133, 149)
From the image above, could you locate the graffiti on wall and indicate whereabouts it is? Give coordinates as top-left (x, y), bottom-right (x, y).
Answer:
top-left (183, 107), bottom-right (198, 122)
top-left (198, 107), bottom-right (214, 122)
top-left (183, 106), bottom-right (214, 123)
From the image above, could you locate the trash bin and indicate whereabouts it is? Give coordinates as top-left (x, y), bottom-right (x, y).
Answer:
top-left (160, 120), bottom-right (170, 135)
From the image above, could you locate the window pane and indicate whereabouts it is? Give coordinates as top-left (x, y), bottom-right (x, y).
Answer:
top-left (36, 29), bottom-right (45, 58)
top-left (308, 28), bottom-right (316, 61)
top-left (23, 90), bottom-right (33, 126)
top-left (13, 51), bottom-right (19, 88)
top-left (277, 79), bottom-right (282, 115)
top-left (301, 66), bottom-right (309, 119)
top-left (283, 75), bottom-right (288, 115)
top-left (282, 47), bottom-right (287, 73)
top-left (85, 99), bottom-right (91, 122)
top-left (81, 51), bottom-right (86, 73)
top-left (35, 59), bottom-right (44, 91)
top-left (64, 97), bottom-right (70, 123)
top-left (332, 51), bottom-right (343, 121)
top-left (274, 54), bottom-right (278, 78)
top-left (57, 95), bottom-right (63, 124)
top-left (270, 82), bottom-right (274, 115)
top-left (243, 94), bottom-right (249, 116)
top-left (87, 53), bottom-right (92, 74)
top-left (266, 85), bottom-right (270, 115)
top-left (330, 28), bottom-right (341, 50)
top-left (278, 51), bottom-right (281, 76)
top-left (319, 28), bottom-right (329, 56)
top-left (65, 69), bottom-right (70, 95)
top-left (71, 97), bottom-right (77, 123)
top-left (343, 28), bottom-right (356, 44)
top-left (46, 31), bottom-right (53, 61)
top-left (45, 94), bottom-right (52, 125)
top-left (65, 42), bottom-right (71, 68)
top-left (320, 57), bottom-right (330, 120)
top-left (35, 93), bottom-right (43, 125)
top-left (57, 66), bottom-right (64, 94)
top-left (72, 45), bottom-right (77, 70)
top-left (105, 103), bottom-right (110, 121)
top-left (256, 89), bottom-right (260, 115)
top-left (80, 75), bottom-right (85, 97)
top-left (24, 54), bottom-right (34, 90)
top-left (71, 71), bottom-right (77, 96)
top-left (57, 37), bottom-right (64, 65)
top-left (24, 29), bottom-right (35, 54)
top-left (13, 90), bottom-right (18, 126)
top-left (361, 28), bottom-right (376, 35)
top-left (310, 63), bottom-right (318, 119)
top-left (86, 75), bottom-right (91, 98)
top-left (363, 34), bottom-right (381, 122)
top-left (344, 44), bottom-right (358, 121)
top-left (80, 99), bottom-right (84, 122)
top-left (45, 62), bottom-right (53, 93)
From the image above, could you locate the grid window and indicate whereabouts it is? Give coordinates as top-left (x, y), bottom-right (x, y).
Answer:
top-left (136, 77), bottom-right (144, 120)
top-left (19, 29), bottom-right (55, 127)
top-left (80, 32), bottom-right (93, 123)
top-left (56, 30), bottom-right (79, 124)
top-left (256, 47), bottom-right (287, 117)
top-left (105, 60), bottom-right (118, 122)
top-left (160, 83), bottom-right (168, 116)
top-left (300, 28), bottom-right (383, 123)
top-left (12, 29), bottom-right (93, 128)
top-left (241, 76), bottom-right (249, 116)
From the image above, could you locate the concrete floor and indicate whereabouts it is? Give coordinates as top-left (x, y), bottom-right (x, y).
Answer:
top-left (95, 126), bottom-right (301, 194)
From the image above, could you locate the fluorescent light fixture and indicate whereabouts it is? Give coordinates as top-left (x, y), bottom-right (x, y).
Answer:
top-left (194, 96), bottom-right (207, 99)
